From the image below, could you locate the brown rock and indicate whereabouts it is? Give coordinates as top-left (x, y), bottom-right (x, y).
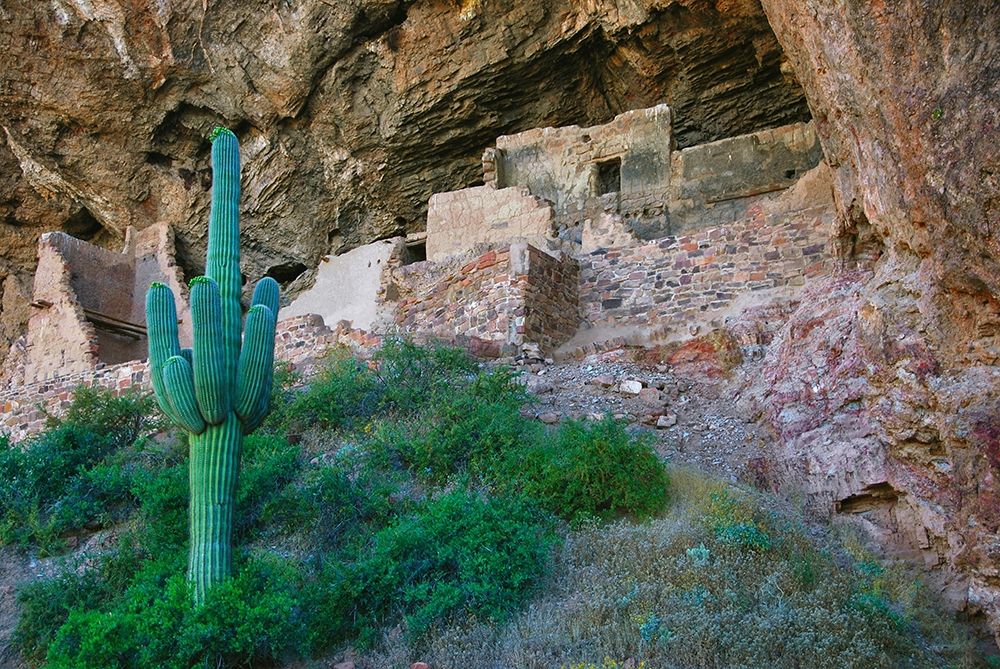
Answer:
top-left (538, 412), bottom-right (561, 424)
top-left (757, 0), bottom-right (1000, 645)
top-left (410, 663), bottom-right (430, 669)
top-left (588, 374), bottom-right (616, 388)
top-left (638, 387), bottom-right (662, 405)
top-left (656, 413), bottom-right (678, 429)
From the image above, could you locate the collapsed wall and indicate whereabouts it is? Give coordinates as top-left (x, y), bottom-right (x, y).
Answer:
top-left (0, 224), bottom-right (190, 389)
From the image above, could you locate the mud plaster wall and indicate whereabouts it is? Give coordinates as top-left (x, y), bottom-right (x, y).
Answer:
top-left (1, 224), bottom-right (190, 388)
top-left (669, 121), bottom-right (822, 234)
top-left (493, 105), bottom-right (673, 229)
top-left (280, 239), bottom-right (399, 329)
top-left (425, 186), bottom-right (554, 262)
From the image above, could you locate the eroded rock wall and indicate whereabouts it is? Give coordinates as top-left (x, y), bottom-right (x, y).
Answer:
top-left (752, 0), bottom-right (1000, 642)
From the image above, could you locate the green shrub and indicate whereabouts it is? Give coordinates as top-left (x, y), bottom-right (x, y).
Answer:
top-left (235, 433), bottom-right (302, 540)
top-left (0, 387), bottom-right (158, 552)
top-left (305, 490), bottom-right (559, 648)
top-left (132, 462), bottom-right (188, 556)
top-left (393, 367), bottom-right (535, 483)
top-left (54, 386), bottom-right (162, 450)
top-left (14, 568), bottom-right (113, 664)
top-left (499, 417), bottom-right (669, 524)
top-left (270, 350), bottom-right (380, 436)
top-left (267, 462), bottom-right (397, 553)
top-left (373, 469), bottom-right (986, 669)
top-left (371, 338), bottom-right (478, 413)
top-left (44, 554), bottom-right (304, 669)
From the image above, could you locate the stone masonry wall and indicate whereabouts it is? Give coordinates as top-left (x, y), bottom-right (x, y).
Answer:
top-left (493, 104), bottom-right (673, 227)
top-left (425, 186), bottom-right (554, 262)
top-left (386, 247), bottom-right (518, 354)
top-left (431, 111), bottom-right (822, 261)
top-left (1, 224), bottom-right (190, 387)
top-left (518, 244), bottom-right (580, 353)
top-left (577, 170), bottom-right (835, 338)
top-left (668, 121), bottom-right (822, 233)
top-left (0, 315), bottom-right (382, 444)
top-left (383, 243), bottom-right (580, 357)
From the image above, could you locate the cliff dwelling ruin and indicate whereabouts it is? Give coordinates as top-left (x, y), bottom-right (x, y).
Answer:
top-left (1, 104), bottom-right (834, 424)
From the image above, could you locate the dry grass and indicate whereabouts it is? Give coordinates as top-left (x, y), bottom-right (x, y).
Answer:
top-left (359, 467), bottom-right (988, 669)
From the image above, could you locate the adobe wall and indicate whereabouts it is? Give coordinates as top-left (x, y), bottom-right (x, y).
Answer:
top-left (0, 224), bottom-right (190, 388)
top-left (425, 186), bottom-right (554, 262)
top-left (280, 239), bottom-right (401, 329)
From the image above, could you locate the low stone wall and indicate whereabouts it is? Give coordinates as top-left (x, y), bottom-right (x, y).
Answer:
top-left (518, 244), bottom-right (580, 353)
top-left (668, 122), bottom-right (822, 233)
top-left (383, 243), bottom-right (579, 357)
top-left (425, 186), bottom-right (553, 262)
top-left (577, 180), bottom-right (834, 336)
top-left (0, 315), bottom-right (381, 444)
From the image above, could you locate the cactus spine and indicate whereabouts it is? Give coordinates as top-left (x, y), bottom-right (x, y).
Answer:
top-left (146, 127), bottom-right (279, 603)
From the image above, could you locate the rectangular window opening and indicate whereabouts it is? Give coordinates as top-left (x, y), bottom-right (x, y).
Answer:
top-left (595, 158), bottom-right (622, 196)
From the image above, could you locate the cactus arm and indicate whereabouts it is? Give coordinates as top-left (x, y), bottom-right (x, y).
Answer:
top-left (181, 348), bottom-right (194, 366)
top-left (162, 355), bottom-right (207, 434)
top-left (205, 128), bottom-right (242, 394)
top-left (251, 276), bottom-right (280, 315)
top-left (190, 276), bottom-right (230, 424)
top-left (235, 304), bottom-right (276, 426)
top-left (146, 283), bottom-right (184, 425)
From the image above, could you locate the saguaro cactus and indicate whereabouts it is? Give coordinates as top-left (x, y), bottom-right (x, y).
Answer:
top-left (146, 127), bottom-right (279, 603)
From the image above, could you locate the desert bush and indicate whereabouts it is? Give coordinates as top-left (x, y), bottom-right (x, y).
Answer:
top-left (394, 369), bottom-right (536, 484)
top-left (0, 387), bottom-right (159, 553)
top-left (53, 386), bottom-right (162, 450)
top-left (496, 417), bottom-right (669, 524)
top-left (43, 554), bottom-right (304, 669)
top-left (304, 489), bottom-right (559, 650)
top-left (269, 351), bottom-right (380, 436)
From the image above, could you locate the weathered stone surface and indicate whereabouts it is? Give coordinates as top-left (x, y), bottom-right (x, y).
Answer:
top-left (751, 0), bottom-right (1000, 643)
top-left (0, 0), bottom-right (810, 364)
top-left (619, 379), bottom-right (643, 395)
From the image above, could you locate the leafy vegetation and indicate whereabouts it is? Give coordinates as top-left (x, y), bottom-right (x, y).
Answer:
top-left (7, 344), bottom-right (992, 668)
top-left (0, 387), bottom-right (161, 554)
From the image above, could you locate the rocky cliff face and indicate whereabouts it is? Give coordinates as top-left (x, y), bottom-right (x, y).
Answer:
top-left (0, 0), bottom-right (808, 362)
top-left (2, 0), bottom-right (998, 645)
top-left (750, 0), bottom-right (1000, 642)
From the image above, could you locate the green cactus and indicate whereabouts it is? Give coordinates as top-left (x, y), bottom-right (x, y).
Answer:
top-left (146, 127), bottom-right (279, 603)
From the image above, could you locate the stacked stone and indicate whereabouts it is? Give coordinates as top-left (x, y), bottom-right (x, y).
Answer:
top-left (578, 203), bottom-right (834, 332)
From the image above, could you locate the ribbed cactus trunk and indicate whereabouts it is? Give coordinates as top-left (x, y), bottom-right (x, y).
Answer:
top-left (146, 127), bottom-right (279, 604)
top-left (188, 414), bottom-right (241, 595)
